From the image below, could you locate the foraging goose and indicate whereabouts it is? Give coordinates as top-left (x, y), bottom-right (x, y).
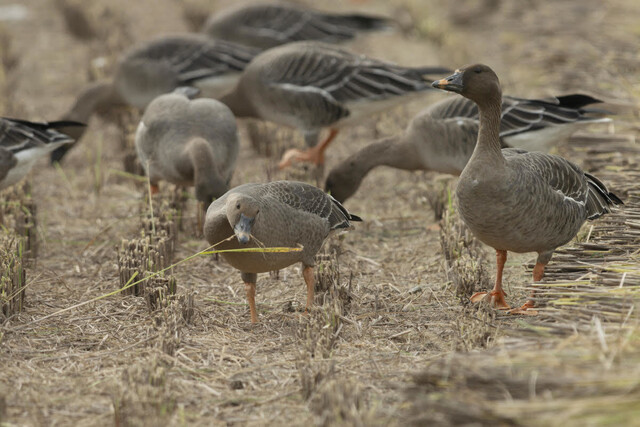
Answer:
top-left (204, 180), bottom-right (361, 323)
top-left (326, 93), bottom-right (609, 203)
top-left (52, 34), bottom-right (259, 163)
top-left (431, 64), bottom-right (622, 314)
top-left (218, 41), bottom-right (450, 168)
top-left (0, 118), bottom-right (83, 190)
top-left (135, 92), bottom-right (238, 205)
top-left (202, 3), bottom-right (392, 49)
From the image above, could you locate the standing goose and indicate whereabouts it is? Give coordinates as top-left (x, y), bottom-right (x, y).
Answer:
top-left (0, 118), bottom-right (83, 190)
top-left (202, 3), bottom-right (393, 49)
top-left (431, 64), bottom-right (622, 314)
top-left (218, 41), bottom-right (450, 169)
top-left (53, 34), bottom-right (259, 163)
top-left (326, 93), bottom-right (610, 203)
top-left (204, 181), bottom-right (362, 323)
top-left (135, 92), bottom-right (238, 206)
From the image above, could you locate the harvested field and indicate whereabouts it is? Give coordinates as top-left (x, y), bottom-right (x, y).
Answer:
top-left (0, 0), bottom-right (639, 426)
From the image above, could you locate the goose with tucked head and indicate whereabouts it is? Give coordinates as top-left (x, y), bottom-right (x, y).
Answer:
top-left (432, 64), bottom-right (622, 314)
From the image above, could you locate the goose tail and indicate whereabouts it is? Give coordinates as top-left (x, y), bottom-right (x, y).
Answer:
top-left (585, 172), bottom-right (623, 220)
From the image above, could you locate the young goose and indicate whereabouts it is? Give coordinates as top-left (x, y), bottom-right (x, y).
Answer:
top-left (135, 92), bottom-right (238, 206)
top-left (432, 64), bottom-right (622, 314)
top-left (202, 3), bottom-right (392, 49)
top-left (326, 93), bottom-right (609, 203)
top-left (0, 118), bottom-right (83, 190)
top-left (218, 41), bottom-right (450, 169)
top-left (52, 34), bottom-right (259, 163)
top-left (204, 181), bottom-right (362, 323)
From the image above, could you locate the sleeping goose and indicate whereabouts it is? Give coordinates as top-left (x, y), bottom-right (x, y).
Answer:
top-left (431, 64), bottom-right (622, 314)
top-left (202, 2), bottom-right (393, 49)
top-left (326, 93), bottom-right (610, 202)
top-left (218, 41), bottom-right (450, 169)
top-left (53, 34), bottom-right (259, 163)
top-left (204, 180), bottom-right (361, 323)
top-left (0, 118), bottom-right (83, 190)
top-left (135, 92), bottom-right (238, 206)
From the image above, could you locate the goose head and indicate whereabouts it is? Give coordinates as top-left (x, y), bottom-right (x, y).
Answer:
top-left (431, 64), bottom-right (501, 104)
top-left (226, 193), bottom-right (260, 244)
top-left (325, 159), bottom-right (361, 203)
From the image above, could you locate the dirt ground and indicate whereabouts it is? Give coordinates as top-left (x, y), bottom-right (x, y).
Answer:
top-left (0, 0), bottom-right (639, 426)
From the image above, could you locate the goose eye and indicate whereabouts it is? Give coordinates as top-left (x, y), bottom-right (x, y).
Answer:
top-left (236, 203), bottom-right (241, 209)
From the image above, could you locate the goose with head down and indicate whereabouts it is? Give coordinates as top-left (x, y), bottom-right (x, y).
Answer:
top-left (134, 92), bottom-right (239, 206)
top-left (431, 64), bottom-right (622, 314)
top-left (204, 180), bottom-right (361, 323)
top-left (52, 34), bottom-right (259, 163)
top-left (218, 41), bottom-right (450, 169)
top-left (325, 92), bottom-right (610, 203)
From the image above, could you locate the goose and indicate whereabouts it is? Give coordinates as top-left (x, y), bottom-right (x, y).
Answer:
top-left (201, 2), bottom-right (393, 49)
top-left (0, 118), bottom-right (83, 190)
top-left (218, 41), bottom-right (450, 169)
top-left (52, 34), bottom-right (259, 163)
top-left (204, 180), bottom-right (362, 323)
top-left (431, 64), bottom-right (622, 314)
top-left (325, 93), bottom-right (610, 203)
top-left (134, 92), bottom-right (238, 206)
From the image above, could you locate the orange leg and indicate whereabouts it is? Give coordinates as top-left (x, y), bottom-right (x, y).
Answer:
top-left (302, 266), bottom-right (315, 312)
top-left (245, 281), bottom-right (258, 323)
top-left (508, 262), bottom-right (544, 316)
top-left (150, 184), bottom-right (160, 195)
top-left (278, 129), bottom-right (339, 169)
top-left (470, 249), bottom-right (510, 310)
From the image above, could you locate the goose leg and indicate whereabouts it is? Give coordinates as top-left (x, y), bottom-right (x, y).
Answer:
top-left (278, 128), bottom-right (339, 169)
top-left (242, 272), bottom-right (259, 323)
top-left (508, 262), bottom-right (544, 315)
top-left (302, 266), bottom-right (315, 312)
top-left (470, 249), bottom-right (511, 310)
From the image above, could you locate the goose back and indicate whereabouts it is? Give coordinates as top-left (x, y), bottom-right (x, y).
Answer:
top-left (205, 181), bottom-right (360, 272)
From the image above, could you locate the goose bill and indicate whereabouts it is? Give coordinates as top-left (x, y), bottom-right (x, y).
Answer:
top-left (431, 71), bottom-right (464, 93)
top-left (234, 213), bottom-right (254, 244)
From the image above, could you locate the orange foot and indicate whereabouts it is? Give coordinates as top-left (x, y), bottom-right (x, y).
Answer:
top-left (278, 147), bottom-right (324, 170)
top-left (507, 300), bottom-right (538, 316)
top-left (470, 290), bottom-right (510, 310)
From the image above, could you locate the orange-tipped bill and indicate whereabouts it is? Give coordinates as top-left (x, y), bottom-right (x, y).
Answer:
top-left (432, 70), bottom-right (464, 93)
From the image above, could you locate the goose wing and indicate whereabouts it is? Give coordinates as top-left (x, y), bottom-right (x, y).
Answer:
top-left (265, 181), bottom-right (361, 230)
top-left (0, 118), bottom-right (79, 152)
top-left (204, 4), bottom-right (392, 48)
top-left (503, 149), bottom-right (621, 218)
top-left (264, 43), bottom-right (447, 105)
top-left (129, 36), bottom-right (260, 85)
top-left (499, 94), bottom-right (607, 137)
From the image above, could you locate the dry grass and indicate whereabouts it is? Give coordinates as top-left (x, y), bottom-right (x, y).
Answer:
top-left (0, 0), bottom-right (639, 425)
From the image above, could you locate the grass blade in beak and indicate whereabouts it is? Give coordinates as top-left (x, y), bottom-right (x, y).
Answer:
top-left (234, 213), bottom-right (253, 244)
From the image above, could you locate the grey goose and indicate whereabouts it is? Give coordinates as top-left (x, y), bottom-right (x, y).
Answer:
top-left (218, 41), bottom-right (450, 169)
top-left (432, 64), bottom-right (622, 314)
top-left (202, 2), bottom-right (392, 49)
top-left (204, 180), bottom-right (361, 323)
top-left (134, 92), bottom-right (239, 206)
top-left (326, 93), bottom-right (610, 203)
top-left (52, 34), bottom-right (259, 163)
top-left (0, 118), bottom-right (83, 190)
